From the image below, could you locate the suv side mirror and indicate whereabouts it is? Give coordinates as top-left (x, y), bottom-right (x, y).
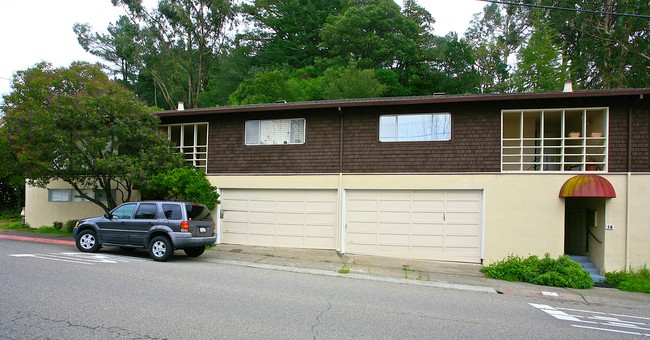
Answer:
top-left (104, 212), bottom-right (114, 219)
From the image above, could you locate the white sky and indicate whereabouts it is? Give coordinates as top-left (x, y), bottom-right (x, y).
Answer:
top-left (0, 0), bottom-right (486, 99)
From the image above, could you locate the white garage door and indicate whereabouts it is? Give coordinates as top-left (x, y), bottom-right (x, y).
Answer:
top-left (221, 189), bottom-right (338, 249)
top-left (346, 190), bottom-right (482, 263)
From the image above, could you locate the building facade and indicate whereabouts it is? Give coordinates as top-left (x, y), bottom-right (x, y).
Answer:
top-left (25, 89), bottom-right (650, 272)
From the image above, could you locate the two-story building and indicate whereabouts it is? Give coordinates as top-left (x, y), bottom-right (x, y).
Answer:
top-left (25, 88), bottom-right (650, 272)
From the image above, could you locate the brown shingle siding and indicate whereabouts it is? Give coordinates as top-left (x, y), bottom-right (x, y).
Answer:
top-left (157, 91), bottom-right (650, 174)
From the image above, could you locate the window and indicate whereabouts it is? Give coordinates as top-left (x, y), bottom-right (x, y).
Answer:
top-left (48, 189), bottom-right (71, 202)
top-left (501, 107), bottom-right (608, 172)
top-left (379, 113), bottom-right (451, 142)
top-left (161, 123), bottom-right (208, 172)
top-left (134, 203), bottom-right (158, 219)
top-left (48, 189), bottom-right (115, 202)
top-left (111, 203), bottom-right (137, 219)
top-left (245, 118), bottom-right (305, 145)
top-left (162, 203), bottom-right (183, 220)
top-left (72, 189), bottom-right (94, 202)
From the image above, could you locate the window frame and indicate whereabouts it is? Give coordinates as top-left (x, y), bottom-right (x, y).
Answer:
top-left (244, 118), bottom-right (306, 146)
top-left (161, 122), bottom-right (209, 172)
top-left (48, 188), bottom-right (115, 203)
top-left (501, 107), bottom-right (609, 173)
top-left (379, 113), bottom-right (452, 142)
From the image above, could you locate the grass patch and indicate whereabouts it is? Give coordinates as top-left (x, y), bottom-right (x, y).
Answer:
top-left (0, 220), bottom-right (70, 235)
top-left (481, 253), bottom-right (594, 289)
top-left (605, 266), bottom-right (650, 294)
top-left (338, 269), bottom-right (350, 274)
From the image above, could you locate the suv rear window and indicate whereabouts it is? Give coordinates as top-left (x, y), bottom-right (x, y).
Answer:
top-left (185, 203), bottom-right (213, 221)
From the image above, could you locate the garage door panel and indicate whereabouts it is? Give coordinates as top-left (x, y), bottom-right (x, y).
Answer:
top-left (249, 211), bottom-right (276, 222)
top-left (221, 189), bottom-right (337, 250)
top-left (378, 211), bottom-right (410, 222)
top-left (377, 233), bottom-right (410, 245)
top-left (411, 212), bottom-right (444, 222)
top-left (378, 200), bottom-right (411, 211)
top-left (347, 210), bottom-right (378, 221)
top-left (275, 212), bottom-right (305, 223)
top-left (348, 232), bottom-right (377, 245)
top-left (276, 224), bottom-right (305, 235)
top-left (412, 223), bottom-right (444, 235)
top-left (306, 201), bottom-right (336, 212)
top-left (346, 190), bottom-right (482, 263)
top-left (412, 201), bottom-right (445, 211)
top-left (347, 222), bottom-right (377, 233)
top-left (378, 222), bottom-right (408, 233)
top-left (411, 234), bottom-right (444, 246)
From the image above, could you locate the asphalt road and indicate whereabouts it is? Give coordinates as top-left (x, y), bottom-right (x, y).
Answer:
top-left (1, 238), bottom-right (648, 339)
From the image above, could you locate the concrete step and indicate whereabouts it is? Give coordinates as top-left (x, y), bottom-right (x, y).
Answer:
top-left (569, 255), bottom-right (605, 283)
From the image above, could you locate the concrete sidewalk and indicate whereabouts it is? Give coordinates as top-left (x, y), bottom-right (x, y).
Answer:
top-left (3, 229), bottom-right (650, 309)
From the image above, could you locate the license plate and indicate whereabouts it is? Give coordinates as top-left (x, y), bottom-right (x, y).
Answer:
top-left (200, 227), bottom-right (206, 233)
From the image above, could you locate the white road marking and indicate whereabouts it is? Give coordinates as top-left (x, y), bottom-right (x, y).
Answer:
top-left (10, 252), bottom-right (147, 265)
top-left (541, 291), bottom-right (559, 297)
top-left (531, 303), bottom-right (650, 336)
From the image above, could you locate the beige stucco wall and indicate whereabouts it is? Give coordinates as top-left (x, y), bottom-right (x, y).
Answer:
top-left (24, 180), bottom-right (136, 228)
top-left (627, 174), bottom-right (650, 270)
top-left (26, 173), bottom-right (649, 270)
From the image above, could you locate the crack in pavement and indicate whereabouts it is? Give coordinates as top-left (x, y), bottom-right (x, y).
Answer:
top-left (310, 301), bottom-right (333, 340)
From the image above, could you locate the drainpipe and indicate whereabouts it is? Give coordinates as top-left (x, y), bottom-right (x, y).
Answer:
top-left (338, 107), bottom-right (345, 254)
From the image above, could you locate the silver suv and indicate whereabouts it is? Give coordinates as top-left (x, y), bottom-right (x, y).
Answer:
top-left (73, 201), bottom-right (217, 261)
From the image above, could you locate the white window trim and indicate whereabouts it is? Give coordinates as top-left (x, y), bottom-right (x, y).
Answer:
top-left (501, 107), bottom-right (609, 173)
top-left (161, 122), bottom-right (209, 172)
top-left (245, 118), bottom-right (306, 146)
top-left (379, 113), bottom-right (452, 142)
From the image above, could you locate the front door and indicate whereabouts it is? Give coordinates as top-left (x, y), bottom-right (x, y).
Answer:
top-left (564, 203), bottom-right (588, 255)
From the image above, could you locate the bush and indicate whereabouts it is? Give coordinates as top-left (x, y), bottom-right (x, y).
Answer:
top-left (65, 220), bottom-right (78, 233)
top-left (52, 221), bottom-right (63, 230)
top-left (481, 253), bottom-right (594, 289)
top-left (0, 208), bottom-right (21, 220)
top-left (605, 266), bottom-right (650, 294)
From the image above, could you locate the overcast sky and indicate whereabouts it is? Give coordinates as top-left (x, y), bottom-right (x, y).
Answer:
top-left (0, 0), bottom-right (486, 99)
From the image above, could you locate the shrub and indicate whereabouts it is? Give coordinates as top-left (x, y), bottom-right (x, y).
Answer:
top-left (605, 266), bottom-right (650, 294)
top-left (52, 221), bottom-right (63, 230)
top-left (65, 220), bottom-right (78, 233)
top-left (481, 253), bottom-right (594, 289)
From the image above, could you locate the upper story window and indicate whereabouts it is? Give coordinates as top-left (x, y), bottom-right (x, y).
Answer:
top-left (245, 118), bottom-right (305, 145)
top-left (379, 113), bottom-right (451, 142)
top-left (501, 108), bottom-right (608, 172)
top-left (161, 123), bottom-right (208, 172)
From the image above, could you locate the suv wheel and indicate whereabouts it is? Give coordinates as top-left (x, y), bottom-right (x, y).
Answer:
top-left (76, 230), bottom-right (100, 253)
top-left (184, 246), bottom-right (205, 257)
top-left (149, 236), bottom-right (174, 262)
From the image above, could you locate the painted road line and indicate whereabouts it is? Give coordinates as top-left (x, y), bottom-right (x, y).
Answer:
top-left (0, 234), bottom-right (75, 245)
top-left (10, 252), bottom-right (147, 265)
top-left (531, 303), bottom-right (650, 336)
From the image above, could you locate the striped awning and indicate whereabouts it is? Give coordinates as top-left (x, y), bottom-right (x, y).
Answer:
top-left (559, 174), bottom-right (616, 198)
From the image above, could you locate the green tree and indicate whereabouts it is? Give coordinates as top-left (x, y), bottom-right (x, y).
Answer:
top-left (430, 33), bottom-right (481, 94)
top-left (0, 129), bottom-right (24, 212)
top-left (512, 23), bottom-right (563, 92)
top-left (86, 0), bottom-right (236, 109)
top-left (228, 70), bottom-right (300, 105)
top-left (321, 64), bottom-right (386, 99)
top-left (139, 166), bottom-right (220, 210)
top-left (239, 0), bottom-right (341, 69)
top-left (73, 15), bottom-right (143, 88)
top-left (1, 62), bottom-right (182, 212)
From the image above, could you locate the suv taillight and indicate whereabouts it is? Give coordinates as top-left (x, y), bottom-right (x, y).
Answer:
top-left (180, 221), bottom-right (190, 232)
